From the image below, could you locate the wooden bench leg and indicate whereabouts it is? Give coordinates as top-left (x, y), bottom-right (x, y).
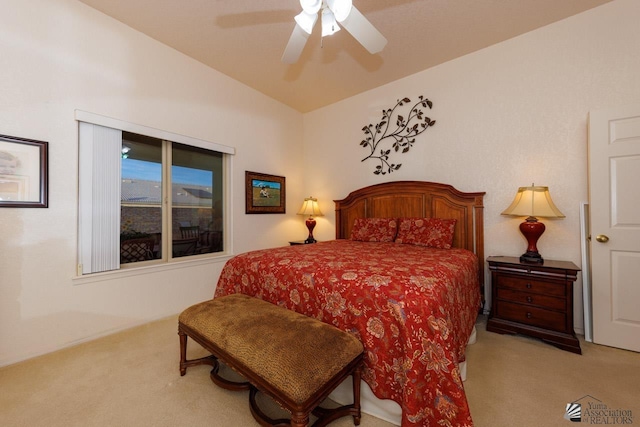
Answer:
top-left (290, 412), bottom-right (310, 427)
top-left (179, 330), bottom-right (188, 376)
top-left (178, 328), bottom-right (216, 376)
top-left (352, 365), bottom-right (362, 426)
top-left (310, 368), bottom-right (362, 427)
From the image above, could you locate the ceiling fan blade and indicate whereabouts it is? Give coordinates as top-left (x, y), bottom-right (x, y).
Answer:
top-left (281, 23), bottom-right (311, 64)
top-left (339, 5), bottom-right (387, 54)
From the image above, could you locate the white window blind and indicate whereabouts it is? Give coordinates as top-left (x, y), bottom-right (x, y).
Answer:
top-left (78, 122), bottom-right (122, 274)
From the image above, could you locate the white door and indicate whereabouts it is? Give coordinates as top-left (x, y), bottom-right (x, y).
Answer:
top-left (588, 103), bottom-right (640, 352)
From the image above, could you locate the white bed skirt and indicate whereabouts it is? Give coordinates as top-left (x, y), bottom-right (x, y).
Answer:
top-left (329, 325), bottom-right (477, 426)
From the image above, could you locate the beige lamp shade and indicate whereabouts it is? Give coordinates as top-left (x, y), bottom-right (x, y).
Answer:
top-left (501, 184), bottom-right (564, 264)
top-left (501, 185), bottom-right (565, 219)
top-left (297, 197), bottom-right (323, 244)
top-left (297, 197), bottom-right (324, 216)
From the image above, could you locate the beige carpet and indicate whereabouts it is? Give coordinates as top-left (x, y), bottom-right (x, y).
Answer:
top-left (465, 317), bottom-right (639, 426)
top-left (1, 315), bottom-right (638, 427)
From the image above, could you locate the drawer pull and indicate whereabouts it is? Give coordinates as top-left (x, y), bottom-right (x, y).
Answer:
top-left (526, 283), bottom-right (532, 289)
top-left (526, 312), bottom-right (532, 319)
top-left (526, 296), bottom-right (533, 303)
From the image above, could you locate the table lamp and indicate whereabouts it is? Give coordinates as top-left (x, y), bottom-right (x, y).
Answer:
top-left (501, 184), bottom-right (565, 264)
top-left (297, 196), bottom-right (323, 243)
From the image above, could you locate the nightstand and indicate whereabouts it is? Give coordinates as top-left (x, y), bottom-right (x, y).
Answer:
top-left (289, 240), bottom-right (317, 245)
top-left (486, 256), bottom-right (581, 354)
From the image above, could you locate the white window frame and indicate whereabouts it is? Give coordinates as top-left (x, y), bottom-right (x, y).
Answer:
top-left (75, 110), bottom-right (235, 276)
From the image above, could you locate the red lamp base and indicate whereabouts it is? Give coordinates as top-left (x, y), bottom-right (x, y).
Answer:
top-left (519, 216), bottom-right (545, 264)
top-left (305, 217), bottom-right (317, 244)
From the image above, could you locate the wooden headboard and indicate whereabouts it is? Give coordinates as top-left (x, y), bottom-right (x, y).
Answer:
top-left (334, 181), bottom-right (486, 293)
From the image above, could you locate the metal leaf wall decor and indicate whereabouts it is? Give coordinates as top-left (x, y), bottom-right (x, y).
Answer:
top-left (360, 96), bottom-right (436, 175)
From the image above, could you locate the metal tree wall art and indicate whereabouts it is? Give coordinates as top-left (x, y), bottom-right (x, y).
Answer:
top-left (360, 96), bottom-right (436, 175)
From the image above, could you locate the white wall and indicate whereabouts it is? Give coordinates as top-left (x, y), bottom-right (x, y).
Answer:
top-left (0, 0), bottom-right (304, 366)
top-left (303, 0), bottom-right (640, 332)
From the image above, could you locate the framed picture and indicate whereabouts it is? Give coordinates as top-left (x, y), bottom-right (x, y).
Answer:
top-left (0, 134), bottom-right (48, 208)
top-left (245, 171), bottom-right (285, 214)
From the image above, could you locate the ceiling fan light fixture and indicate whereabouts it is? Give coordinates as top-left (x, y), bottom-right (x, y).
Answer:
top-left (299, 0), bottom-right (322, 15)
top-left (282, 0), bottom-right (386, 64)
top-left (294, 10), bottom-right (318, 34)
top-left (325, 0), bottom-right (352, 22)
top-left (321, 8), bottom-right (340, 37)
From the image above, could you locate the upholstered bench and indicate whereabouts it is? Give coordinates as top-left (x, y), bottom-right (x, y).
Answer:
top-left (178, 294), bottom-right (364, 427)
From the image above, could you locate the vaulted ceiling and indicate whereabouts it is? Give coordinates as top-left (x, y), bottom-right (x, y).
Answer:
top-left (77, 0), bottom-right (613, 113)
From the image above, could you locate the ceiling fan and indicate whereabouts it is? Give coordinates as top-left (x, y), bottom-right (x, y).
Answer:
top-left (282, 0), bottom-right (388, 63)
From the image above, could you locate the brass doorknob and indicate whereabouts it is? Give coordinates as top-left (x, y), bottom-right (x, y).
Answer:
top-left (595, 234), bottom-right (609, 243)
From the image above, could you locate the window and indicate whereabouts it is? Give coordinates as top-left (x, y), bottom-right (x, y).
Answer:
top-left (77, 112), bottom-right (233, 275)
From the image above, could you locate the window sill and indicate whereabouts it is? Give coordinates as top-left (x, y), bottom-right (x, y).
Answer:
top-left (72, 253), bottom-right (234, 286)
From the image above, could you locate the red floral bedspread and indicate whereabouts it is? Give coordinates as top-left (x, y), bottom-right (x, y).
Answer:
top-left (215, 240), bottom-right (480, 427)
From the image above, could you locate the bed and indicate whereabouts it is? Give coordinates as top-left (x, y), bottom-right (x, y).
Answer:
top-left (214, 181), bottom-right (485, 426)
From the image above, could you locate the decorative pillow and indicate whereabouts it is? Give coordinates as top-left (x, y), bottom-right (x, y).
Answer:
top-left (395, 218), bottom-right (457, 249)
top-left (350, 218), bottom-right (398, 242)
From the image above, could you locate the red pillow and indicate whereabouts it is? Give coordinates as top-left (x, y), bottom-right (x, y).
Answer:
top-left (395, 218), bottom-right (457, 249)
top-left (350, 218), bottom-right (398, 242)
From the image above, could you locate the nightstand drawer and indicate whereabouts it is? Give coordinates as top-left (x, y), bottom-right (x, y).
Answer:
top-left (496, 275), bottom-right (565, 297)
top-left (496, 301), bottom-right (566, 332)
top-left (496, 288), bottom-right (565, 311)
